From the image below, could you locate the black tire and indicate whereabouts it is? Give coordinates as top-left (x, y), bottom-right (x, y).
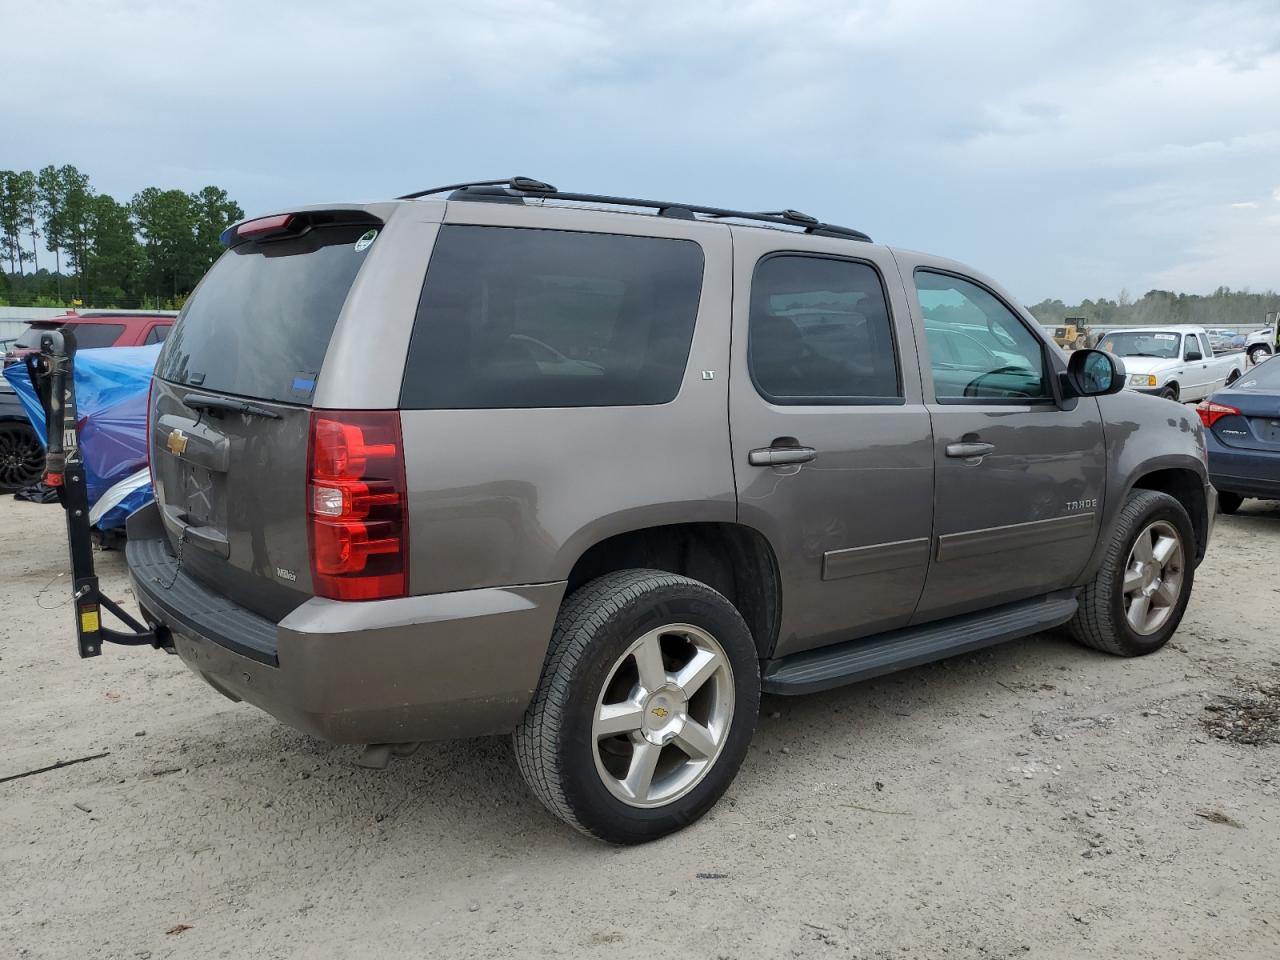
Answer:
top-left (1226, 369), bottom-right (1242, 385)
top-left (513, 569), bottom-right (760, 844)
top-left (1217, 492), bottom-right (1243, 515)
top-left (1159, 384), bottom-right (1179, 402)
top-left (1069, 489), bottom-right (1195, 657)
top-left (0, 422), bottom-right (45, 493)
top-left (1248, 345), bottom-right (1271, 366)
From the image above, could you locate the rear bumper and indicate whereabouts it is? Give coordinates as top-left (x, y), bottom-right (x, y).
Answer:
top-left (126, 527), bottom-right (565, 744)
top-left (1206, 436), bottom-right (1280, 500)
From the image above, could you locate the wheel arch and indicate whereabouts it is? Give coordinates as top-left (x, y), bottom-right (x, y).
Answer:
top-left (564, 521), bottom-right (782, 659)
top-left (1128, 466), bottom-right (1209, 564)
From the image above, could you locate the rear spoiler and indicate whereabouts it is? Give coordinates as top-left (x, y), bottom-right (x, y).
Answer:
top-left (220, 208), bottom-right (383, 248)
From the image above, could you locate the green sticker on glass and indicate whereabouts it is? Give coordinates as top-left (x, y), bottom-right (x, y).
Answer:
top-left (354, 229), bottom-right (378, 252)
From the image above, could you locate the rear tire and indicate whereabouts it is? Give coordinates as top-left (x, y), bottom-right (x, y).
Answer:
top-left (1217, 492), bottom-right (1243, 515)
top-left (1069, 490), bottom-right (1195, 657)
top-left (513, 569), bottom-right (760, 844)
top-left (1226, 369), bottom-right (1241, 385)
top-left (0, 422), bottom-right (45, 493)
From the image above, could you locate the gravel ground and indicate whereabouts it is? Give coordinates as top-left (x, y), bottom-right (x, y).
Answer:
top-left (1, 495), bottom-right (1278, 959)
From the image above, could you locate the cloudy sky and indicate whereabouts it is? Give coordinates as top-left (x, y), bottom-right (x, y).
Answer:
top-left (4, 0), bottom-right (1278, 303)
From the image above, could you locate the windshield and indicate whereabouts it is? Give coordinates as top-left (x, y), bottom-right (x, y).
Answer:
top-left (1099, 331), bottom-right (1181, 359)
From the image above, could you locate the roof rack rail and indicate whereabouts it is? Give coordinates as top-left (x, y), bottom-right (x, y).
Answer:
top-left (396, 176), bottom-right (871, 242)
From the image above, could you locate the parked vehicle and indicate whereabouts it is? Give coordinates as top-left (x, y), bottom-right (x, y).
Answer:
top-left (1, 311), bottom-right (175, 486)
top-left (0, 382), bottom-right (44, 492)
top-left (1046, 317), bottom-right (1089, 350)
top-left (1246, 327), bottom-right (1276, 366)
top-left (1099, 325), bottom-right (1246, 401)
top-left (120, 178), bottom-right (1213, 843)
top-left (1205, 328), bottom-right (1247, 353)
top-left (1197, 356), bottom-right (1280, 513)
top-left (3, 311), bottom-right (175, 368)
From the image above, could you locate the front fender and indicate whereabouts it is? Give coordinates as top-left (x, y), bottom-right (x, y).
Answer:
top-left (1078, 390), bottom-right (1210, 581)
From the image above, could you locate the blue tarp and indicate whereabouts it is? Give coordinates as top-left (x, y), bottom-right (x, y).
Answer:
top-left (3, 345), bottom-right (160, 529)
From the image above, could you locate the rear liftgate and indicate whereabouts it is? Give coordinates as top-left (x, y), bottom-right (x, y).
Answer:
top-left (29, 330), bottom-right (162, 657)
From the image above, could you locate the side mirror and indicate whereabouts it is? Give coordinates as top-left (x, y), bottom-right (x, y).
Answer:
top-left (1067, 349), bottom-right (1125, 397)
top-left (1185, 349), bottom-right (1203, 362)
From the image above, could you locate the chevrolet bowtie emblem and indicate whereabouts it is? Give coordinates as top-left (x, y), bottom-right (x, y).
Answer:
top-left (166, 428), bottom-right (188, 457)
top-left (651, 706), bottom-right (669, 719)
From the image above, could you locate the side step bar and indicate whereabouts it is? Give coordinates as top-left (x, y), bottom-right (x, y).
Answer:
top-left (761, 590), bottom-right (1080, 695)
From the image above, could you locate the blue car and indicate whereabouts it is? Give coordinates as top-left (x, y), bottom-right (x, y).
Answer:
top-left (1198, 355), bottom-right (1280, 513)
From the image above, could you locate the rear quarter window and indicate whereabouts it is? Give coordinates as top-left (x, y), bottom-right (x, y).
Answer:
top-left (66, 323), bottom-right (126, 349)
top-left (400, 225), bottom-right (704, 409)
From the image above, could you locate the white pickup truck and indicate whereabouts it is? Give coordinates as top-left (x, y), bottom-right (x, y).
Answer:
top-left (1098, 325), bottom-right (1246, 402)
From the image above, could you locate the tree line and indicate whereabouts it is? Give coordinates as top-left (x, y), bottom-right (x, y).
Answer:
top-left (1028, 287), bottom-right (1279, 330)
top-left (0, 165), bottom-right (243, 309)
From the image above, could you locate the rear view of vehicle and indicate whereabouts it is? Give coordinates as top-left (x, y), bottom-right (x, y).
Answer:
top-left (131, 205), bottom-right (418, 662)
top-left (1197, 356), bottom-right (1280, 513)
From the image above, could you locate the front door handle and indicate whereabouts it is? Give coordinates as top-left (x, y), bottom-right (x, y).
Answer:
top-left (749, 445), bottom-right (817, 467)
top-left (945, 441), bottom-right (996, 459)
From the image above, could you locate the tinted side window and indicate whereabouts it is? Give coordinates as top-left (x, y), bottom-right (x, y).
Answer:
top-left (915, 271), bottom-right (1048, 402)
top-left (401, 226), bottom-right (703, 409)
top-left (144, 324), bottom-right (170, 345)
top-left (748, 255), bottom-right (900, 404)
top-left (67, 323), bottom-right (125, 349)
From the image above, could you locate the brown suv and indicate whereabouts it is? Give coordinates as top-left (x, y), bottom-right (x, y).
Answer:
top-left (124, 178), bottom-right (1213, 843)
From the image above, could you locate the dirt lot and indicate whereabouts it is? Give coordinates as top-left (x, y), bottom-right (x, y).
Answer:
top-left (1, 497), bottom-right (1278, 960)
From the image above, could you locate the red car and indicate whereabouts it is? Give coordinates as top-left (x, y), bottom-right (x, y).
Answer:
top-left (1, 311), bottom-right (176, 491)
top-left (3, 310), bottom-right (177, 368)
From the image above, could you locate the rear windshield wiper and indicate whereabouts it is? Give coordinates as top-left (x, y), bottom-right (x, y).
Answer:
top-left (184, 394), bottom-right (282, 419)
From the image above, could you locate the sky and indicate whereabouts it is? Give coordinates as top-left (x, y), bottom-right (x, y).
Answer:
top-left (3, 0), bottom-right (1279, 304)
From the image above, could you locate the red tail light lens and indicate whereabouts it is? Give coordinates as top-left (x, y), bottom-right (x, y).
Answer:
top-left (146, 377), bottom-right (155, 485)
top-left (307, 410), bottom-right (408, 601)
top-left (1195, 400), bottom-right (1241, 428)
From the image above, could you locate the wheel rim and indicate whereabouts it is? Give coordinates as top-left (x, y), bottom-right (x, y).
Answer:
top-left (1250, 347), bottom-right (1267, 364)
top-left (591, 623), bottom-right (735, 809)
top-left (0, 426), bottom-right (44, 488)
top-left (1121, 520), bottom-right (1185, 636)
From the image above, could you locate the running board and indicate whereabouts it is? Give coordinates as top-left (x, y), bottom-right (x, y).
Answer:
top-left (761, 590), bottom-right (1080, 695)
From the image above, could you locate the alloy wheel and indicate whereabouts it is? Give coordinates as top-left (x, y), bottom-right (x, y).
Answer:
top-left (0, 425), bottom-right (44, 490)
top-left (591, 624), bottom-right (735, 808)
top-left (1121, 520), bottom-right (1185, 635)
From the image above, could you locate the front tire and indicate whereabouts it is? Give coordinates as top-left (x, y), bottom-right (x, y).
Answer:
top-left (1069, 490), bottom-right (1196, 657)
top-left (514, 569), bottom-right (760, 844)
top-left (1217, 492), bottom-right (1243, 514)
top-left (1249, 345), bottom-right (1271, 365)
top-left (1159, 384), bottom-right (1180, 402)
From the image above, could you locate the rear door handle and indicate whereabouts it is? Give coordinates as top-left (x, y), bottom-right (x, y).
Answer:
top-left (749, 445), bottom-right (817, 467)
top-left (945, 441), bottom-right (996, 459)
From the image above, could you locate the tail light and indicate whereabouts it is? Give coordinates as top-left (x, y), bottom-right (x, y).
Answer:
top-left (146, 377), bottom-right (155, 486)
top-left (306, 410), bottom-right (409, 601)
top-left (1195, 399), bottom-right (1241, 429)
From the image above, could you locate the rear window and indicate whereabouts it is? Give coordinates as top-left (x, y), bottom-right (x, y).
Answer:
top-left (68, 323), bottom-right (126, 348)
top-left (19, 322), bottom-right (125, 349)
top-left (156, 224), bottom-right (374, 403)
top-left (15, 326), bottom-right (53, 348)
top-left (400, 225), bottom-right (704, 409)
top-left (1233, 357), bottom-right (1280, 391)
